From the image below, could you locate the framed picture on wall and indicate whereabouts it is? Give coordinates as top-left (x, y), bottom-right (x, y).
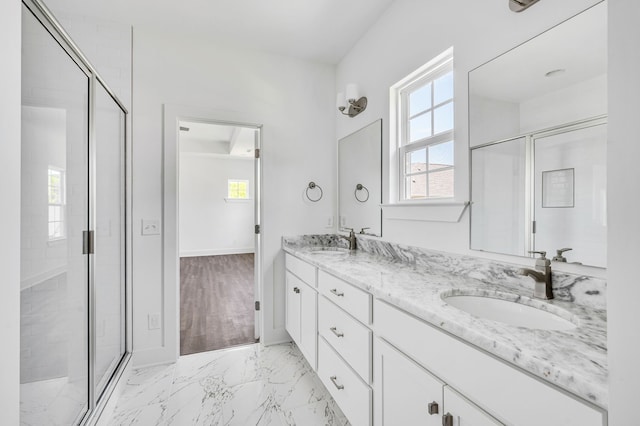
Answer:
top-left (542, 168), bottom-right (574, 208)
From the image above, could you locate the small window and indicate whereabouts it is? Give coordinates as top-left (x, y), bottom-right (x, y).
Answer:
top-left (394, 50), bottom-right (454, 201)
top-left (227, 179), bottom-right (249, 199)
top-left (48, 167), bottom-right (65, 240)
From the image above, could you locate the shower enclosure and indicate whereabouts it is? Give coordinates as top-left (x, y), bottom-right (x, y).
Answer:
top-left (20, 1), bottom-right (130, 424)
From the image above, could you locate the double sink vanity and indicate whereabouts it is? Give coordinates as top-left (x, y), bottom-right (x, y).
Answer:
top-left (302, 3), bottom-right (609, 425)
top-left (283, 235), bottom-right (607, 426)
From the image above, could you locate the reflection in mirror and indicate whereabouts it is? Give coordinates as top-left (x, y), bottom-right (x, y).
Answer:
top-left (471, 138), bottom-right (527, 254)
top-left (339, 119), bottom-right (382, 236)
top-left (469, 2), bottom-right (607, 268)
top-left (533, 122), bottom-right (607, 268)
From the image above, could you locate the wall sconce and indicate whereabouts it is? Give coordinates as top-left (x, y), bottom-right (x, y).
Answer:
top-left (509, 0), bottom-right (539, 12)
top-left (336, 84), bottom-right (368, 118)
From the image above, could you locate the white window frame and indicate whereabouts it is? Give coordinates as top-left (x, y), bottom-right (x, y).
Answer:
top-left (392, 49), bottom-right (454, 202)
top-left (47, 167), bottom-right (66, 241)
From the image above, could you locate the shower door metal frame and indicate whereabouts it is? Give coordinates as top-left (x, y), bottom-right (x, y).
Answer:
top-left (21, 1), bottom-right (132, 424)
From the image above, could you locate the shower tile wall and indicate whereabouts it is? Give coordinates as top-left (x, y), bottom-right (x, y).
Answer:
top-left (20, 273), bottom-right (69, 383)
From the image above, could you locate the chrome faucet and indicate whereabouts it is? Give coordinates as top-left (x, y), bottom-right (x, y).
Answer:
top-left (340, 228), bottom-right (357, 250)
top-left (517, 251), bottom-right (553, 300)
top-left (552, 248), bottom-right (572, 262)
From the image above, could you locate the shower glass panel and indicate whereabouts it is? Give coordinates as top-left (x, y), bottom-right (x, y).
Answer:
top-left (20, 4), bottom-right (90, 424)
top-left (471, 137), bottom-right (527, 255)
top-left (94, 83), bottom-right (126, 400)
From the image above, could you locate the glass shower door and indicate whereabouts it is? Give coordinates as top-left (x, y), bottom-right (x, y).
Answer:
top-left (20, 4), bottom-right (90, 424)
top-left (93, 82), bottom-right (127, 399)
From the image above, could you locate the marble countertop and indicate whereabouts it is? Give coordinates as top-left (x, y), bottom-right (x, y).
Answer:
top-left (282, 238), bottom-right (608, 410)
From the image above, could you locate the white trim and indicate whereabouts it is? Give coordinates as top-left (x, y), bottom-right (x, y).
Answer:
top-left (161, 103), bottom-right (265, 367)
top-left (179, 248), bottom-right (254, 257)
top-left (382, 202), bottom-right (469, 223)
top-left (391, 47), bottom-right (455, 203)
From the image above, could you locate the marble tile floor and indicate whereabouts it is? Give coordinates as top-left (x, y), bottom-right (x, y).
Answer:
top-left (21, 377), bottom-right (87, 426)
top-left (108, 343), bottom-right (350, 425)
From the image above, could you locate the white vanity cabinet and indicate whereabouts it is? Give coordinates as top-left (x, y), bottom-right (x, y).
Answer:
top-left (374, 337), bottom-right (501, 426)
top-left (443, 386), bottom-right (504, 426)
top-left (283, 251), bottom-right (606, 426)
top-left (285, 254), bottom-right (317, 370)
top-left (316, 270), bottom-right (373, 426)
top-left (374, 299), bottom-right (606, 426)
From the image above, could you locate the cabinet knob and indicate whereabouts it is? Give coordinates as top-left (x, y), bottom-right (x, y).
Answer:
top-left (330, 288), bottom-right (345, 297)
top-left (442, 413), bottom-right (453, 426)
top-left (293, 287), bottom-right (300, 293)
top-left (428, 401), bottom-right (439, 415)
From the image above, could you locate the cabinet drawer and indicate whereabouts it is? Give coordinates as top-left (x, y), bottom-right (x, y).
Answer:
top-left (318, 296), bottom-right (372, 383)
top-left (374, 299), bottom-right (605, 426)
top-left (318, 337), bottom-right (372, 426)
top-left (285, 253), bottom-right (316, 286)
top-left (318, 270), bottom-right (371, 325)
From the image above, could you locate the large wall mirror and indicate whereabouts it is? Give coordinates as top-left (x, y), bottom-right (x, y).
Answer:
top-left (469, 2), bottom-right (607, 268)
top-left (339, 119), bottom-right (382, 236)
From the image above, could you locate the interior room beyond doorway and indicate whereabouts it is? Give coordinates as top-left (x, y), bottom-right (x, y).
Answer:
top-left (178, 120), bottom-right (259, 355)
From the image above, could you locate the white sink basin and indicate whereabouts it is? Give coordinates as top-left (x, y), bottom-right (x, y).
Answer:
top-left (308, 247), bottom-right (349, 256)
top-left (443, 293), bottom-right (577, 331)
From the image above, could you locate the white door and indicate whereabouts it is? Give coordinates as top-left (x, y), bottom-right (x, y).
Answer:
top-left (374, 337), bottom-right (444, 426)
top-left (299, 283), bottom-right (317, 369)
top-left (253, 129), bottom-right (261, 340)
top-left (285, 272), bottom-right (301, 343)
top-left (443, 386), bottom-right (503, 426)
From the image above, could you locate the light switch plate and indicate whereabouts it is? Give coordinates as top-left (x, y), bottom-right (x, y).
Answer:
top-left (148, 313), bottom-right (161, 330)
top-left (142, 219), bottom-right (161, 235)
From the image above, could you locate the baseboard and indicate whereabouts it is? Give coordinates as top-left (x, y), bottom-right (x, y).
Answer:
top-left (179, 247), bottom-right (254, 257)
top-left (131, 346), bottom-right (178, 369)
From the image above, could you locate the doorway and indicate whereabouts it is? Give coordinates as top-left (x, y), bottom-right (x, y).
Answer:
top-left (177, 120), bottom-right (261, 355)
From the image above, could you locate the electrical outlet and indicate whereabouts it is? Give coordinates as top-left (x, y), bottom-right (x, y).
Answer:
top-left (148, 313), bottom-right (161, 330)
top-left (326, 216), bottom-right (334, 228)
top-left (142, 219), bottom-right (161, 236)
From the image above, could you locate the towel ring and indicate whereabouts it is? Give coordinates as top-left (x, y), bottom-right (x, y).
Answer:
top-left (306, 182), bottom-right (323, 202)
top-left (355, 183), bottom-right (369, 202)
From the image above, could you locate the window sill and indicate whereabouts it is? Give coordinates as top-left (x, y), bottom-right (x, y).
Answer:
top-left (224, 198), bottom-right (253, 203)
top-left (47, 238), bottom-right (66, 247)
top-left (382, 201), bottom-right (469, 223)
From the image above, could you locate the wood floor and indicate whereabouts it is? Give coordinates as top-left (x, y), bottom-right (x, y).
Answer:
top-left (180, 254), bottom-right (256, 355)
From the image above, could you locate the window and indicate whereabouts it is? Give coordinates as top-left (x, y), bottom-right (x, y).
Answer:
top-left (227, 179), bottom-right (249, 199)
top-left (48, 167), bottom-right (65, 240)
top-left (395, 51), bottom-right (454, 201)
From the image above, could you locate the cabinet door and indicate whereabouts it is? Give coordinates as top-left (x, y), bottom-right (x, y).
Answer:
top-left (285, 272), bottom-right (301, 343)
top-left (299, 282), bottom-right (317, 370)
top-left (374, 338), bottom-right (444, 426)
top-left (443, 386), bottom-right (503, 426)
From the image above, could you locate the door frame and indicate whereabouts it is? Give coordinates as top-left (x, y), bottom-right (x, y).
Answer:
top-left (163, 104), bottom-right (263, 361)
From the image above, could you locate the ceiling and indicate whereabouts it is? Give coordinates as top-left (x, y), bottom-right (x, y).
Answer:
top-left (179, 121), bottom-right (256, 158)
top-left (47, 0), bottom-right (397, 64)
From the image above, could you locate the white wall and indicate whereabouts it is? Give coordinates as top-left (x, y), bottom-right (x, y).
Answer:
top-left (336, 0), bottom-right (604, 266)
top-left (132, 28), bottom-right (336, 365)
top-left (179, 154), bottom-right (255, 256)
top-left (338, 0), bottom-right (640, 422)
top-left (0, 0), bottom-right (22, 422)
top-left (607, 0), bottom-right (640, 422)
